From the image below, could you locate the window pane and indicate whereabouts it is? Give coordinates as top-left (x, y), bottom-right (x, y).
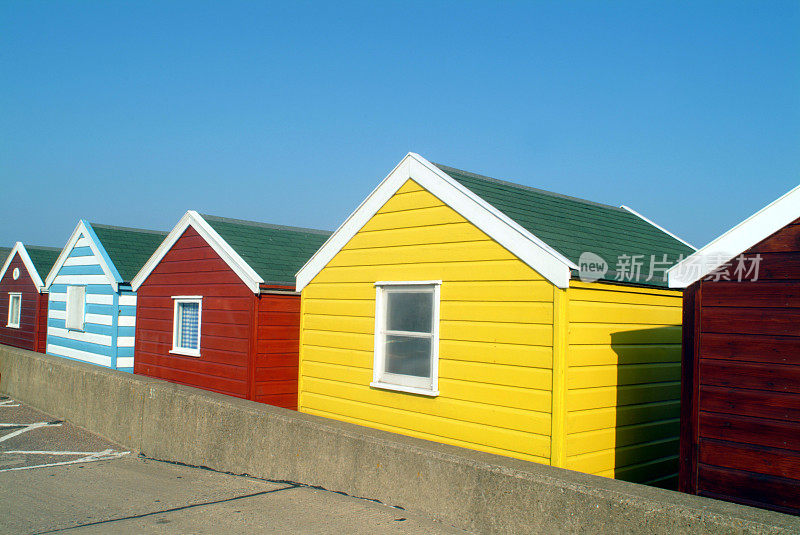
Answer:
top-left (66, 286), bottom-right (85, 330)
top-left (386, 291), bottom-right (433, 333)
top-left (384, 335), bottom-right (431, 378)
top-left (178, 302), bottom-right (200, 350)
top-left (9, 296), bottom-right (20, 325)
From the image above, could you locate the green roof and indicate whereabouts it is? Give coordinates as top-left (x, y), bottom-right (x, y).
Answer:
top-left (25, 246), bottom-right (61, 279)
top-left (202, 214), bottom-right (332, 285)
top-left (0, 247), bottom-right (11, 266)
top-left (436, 164), bottom-right (695, 287)
top-left (90, 224), bottom-right (168, 282)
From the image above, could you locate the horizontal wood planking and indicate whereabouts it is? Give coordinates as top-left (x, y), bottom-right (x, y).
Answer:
top-left (699, 385), bottom-right (800, 422)
top-left (0, 253), bottom-right (40, 351)
top-left (304, 403), bottom-right (550, 465)
top-left (567, 400), bottom-right (680, 435)
top-left (255, 293), bottom-right (300, 410)
top-left (748, 220), bottom-right (800, 253)
top-left (306, 280), bottom-right (554, 302)
top-left (300, 179), bottom-right (554, 464)
top-left (699, 332), bottom-right (800, 366)
top-left (566, 283), bottom-right (683, 483)
top-left (698, 464), bottom-right (800, 515)
top-left (699, 412), bottom-right (800, 453)
top-left (566, 437), bottom-right (679, 476)
top-left (134, 227), bottom-right (253, 399)
top-left (567, 418), bottom-right (679, 456)
top-left (701, 306), bottom-right (800, 337)
top-left (301, 374), bottom-right (551, 436)
top-left (699, 439), bottom-right (800, 481)
top-left (45, 233), bottom-right (127, 369)
top-left (699, 359), bottom-right (800, 394)
top-left (684, 220), bottom-right (800, 513)
top-left (35, 292), bottom-right (48, 353)
top-left (702, 281), bottom-right (800, 307)
top-left (302, 392), bottom-right (551, 461)
top-left (567, 382), bottom-right (681, 411)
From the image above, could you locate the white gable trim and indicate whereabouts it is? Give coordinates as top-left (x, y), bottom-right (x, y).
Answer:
top-left (0, 242), bottom-right (46, 291)
top-left (130, 210), bottom-right (264, 294)
top-left (620, 205), bottom-right (696, 250)
top-left (44, 221), bottom-right (121, 292)
top-left (667, 183), bottom-right (800, 288)
top-left (296, 153), bottom-right (577, 291)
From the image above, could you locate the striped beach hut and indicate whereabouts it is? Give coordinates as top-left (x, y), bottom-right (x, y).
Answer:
top-left (44, 220), bottom-right (166, 372)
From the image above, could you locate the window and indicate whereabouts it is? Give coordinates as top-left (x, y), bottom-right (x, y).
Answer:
top-left (171, 296), bottom-right (202, 357)
top-left (7, 293), bottom-right (21, 328)
top-left (65, 286), bottom-right (86, 331)
top-left (372, 281), bottom-right (440, 396)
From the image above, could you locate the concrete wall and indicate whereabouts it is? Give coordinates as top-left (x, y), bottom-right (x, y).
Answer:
top-left (1, 344), bottom-right (797, 534)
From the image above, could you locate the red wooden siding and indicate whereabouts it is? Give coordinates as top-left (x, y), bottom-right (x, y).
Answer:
top-left (35, 292), bottom-right (48, 353)
top-left (134, 227), bottom-right (254, 399)
top-left (0, 253), bottom-right (42, 352)
top-left (255, 294), bottom-right (299, 410)
top-left (680, 217), bottom-right (800, 515)
top-left (133, 226), bottom-right (300, 411)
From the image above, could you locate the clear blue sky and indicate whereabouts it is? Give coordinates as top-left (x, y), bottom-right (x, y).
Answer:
top-left (2, 1), bottom-right (798, 251)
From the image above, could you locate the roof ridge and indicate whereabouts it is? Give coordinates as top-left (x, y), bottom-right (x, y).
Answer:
top-left (433, 163), bottom-right (624, 212)
top-left (90, 222), bottom-right (168, 235)
top-left (201, 213), bottom-right (332, 235)
top-left (25, 245), bottom-right (63, 252)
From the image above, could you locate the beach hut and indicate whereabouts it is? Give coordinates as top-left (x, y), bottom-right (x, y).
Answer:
top-left (0, 243), bottom-right (60, 352)
top-left (668, 184), bottom-right (800, 514)
top-left (44, 220), bottom-right (167, 372)
top-left (130, 211), bottom-right (331, 409)
top-left (295, 152), bottom-right (695, 486)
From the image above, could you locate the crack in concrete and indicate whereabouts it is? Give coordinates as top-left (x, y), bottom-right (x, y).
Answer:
top-left (33, 484), bottom-right (300, 534)
top-left (136, 453), bottom-right (407, 510)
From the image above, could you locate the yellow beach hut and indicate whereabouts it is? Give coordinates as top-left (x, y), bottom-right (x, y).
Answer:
top-left (296, 153), bottom-right (695, 487)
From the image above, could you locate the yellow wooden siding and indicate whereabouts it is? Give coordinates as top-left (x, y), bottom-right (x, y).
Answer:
top-left (564, 281), bottom-right (682, 486)
top-left (299, 179), bottom-right (555, 465)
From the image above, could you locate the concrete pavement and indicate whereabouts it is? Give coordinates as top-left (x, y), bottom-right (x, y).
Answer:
top-left (4, 346), bottom-right (800, 534)
top-left (0, 398), bottom-right (465, 534)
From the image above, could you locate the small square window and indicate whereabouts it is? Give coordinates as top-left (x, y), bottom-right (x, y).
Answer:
top-left (371, 281), bottom-right (440, 396)
top-left (171, 297), bottom-right (202, 357)
top-left (7, 293), bottom-right (21, 328)
top-left (65, 286), bottom-right (86, 331)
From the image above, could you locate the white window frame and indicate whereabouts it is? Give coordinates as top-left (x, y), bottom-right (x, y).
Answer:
top-left (371, 280), bottom-right (441, 397)
top-left (65, 286), bottom-right (86, 331)
top-left (170, 296), bottom-right (202, 357)
top-left (7, 293), bottom-right (21, 328)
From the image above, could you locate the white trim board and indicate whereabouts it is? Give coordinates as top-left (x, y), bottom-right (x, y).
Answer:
top-left (0, 242), bottom-right (46, 291)
top-left (667, 183), bottom-right (800, 288)
top-left (44, 221), bottom-right (120, 292)
top-left (620, 206), bottom-right (697, 250)
top-left (130, 210), bottom-right (264, 294)
top-left (296, 153), bottom-right (578, 291)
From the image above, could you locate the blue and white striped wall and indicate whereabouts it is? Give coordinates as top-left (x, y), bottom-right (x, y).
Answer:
top-left (45, 230), bottom-right (137, 373)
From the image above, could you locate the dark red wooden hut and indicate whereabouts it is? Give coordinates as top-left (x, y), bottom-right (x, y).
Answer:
top-left (668, 184), bottom-right (800, 515)
top-left (131, 211), bottom-right (330, 410)
top-left (0, 243), bottom-right (61, 353)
